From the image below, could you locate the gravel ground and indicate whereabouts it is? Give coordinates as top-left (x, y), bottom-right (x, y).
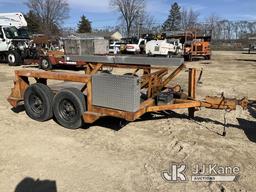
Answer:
top-left (0, 51), bottom-right (255, 192)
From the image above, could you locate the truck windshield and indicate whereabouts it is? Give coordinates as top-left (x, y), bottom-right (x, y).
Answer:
top-left (18, 27), bottom-right (29, 39)
top-left (167, 39), bottom-right (176, 45)
top-left (3, 26), bottom-right (29, 39)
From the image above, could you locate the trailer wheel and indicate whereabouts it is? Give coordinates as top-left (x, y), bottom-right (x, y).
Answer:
top-left (39, 58), bottom-right (52, 70)
top-left (24, 83), bottom-right (54, 122)
top-left (53, 88), bottom-right (86, 129)
top-left (8, 51), bottom-right (22, 66)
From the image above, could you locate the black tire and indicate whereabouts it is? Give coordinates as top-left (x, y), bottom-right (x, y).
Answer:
top-left (24, 83), bottom-right (54, 122)
top-left (8, 51), bottom-right (22, 66)
top-left (39, 58), bottom-right (52, 70)
top-left (53, 88), bottom-right (86, 129)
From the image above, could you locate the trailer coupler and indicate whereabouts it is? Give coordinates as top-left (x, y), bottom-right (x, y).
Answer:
top-left (201, 96), bottom-right (248, 111)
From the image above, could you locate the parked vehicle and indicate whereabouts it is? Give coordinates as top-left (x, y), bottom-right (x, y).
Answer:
top-left (126, 38), bottom-right (146, 54)
top-left (246, 37), bottom-right (256, 54)
top-left (248, 43), bottom-right (256, 54)
top-left (146, 39), bottom-right (182, 57)
top-left (0, 12), bottom-right (32, 66)
top-left (165, 31), bottom-right (212, 61)
top-left (183, 39), bottom-right (211, 61)
top-left (109, 40), bottom-right (121, 54)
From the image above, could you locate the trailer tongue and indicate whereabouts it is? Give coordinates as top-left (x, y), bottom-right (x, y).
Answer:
top-left (8, 56), bottom-right (248, 130)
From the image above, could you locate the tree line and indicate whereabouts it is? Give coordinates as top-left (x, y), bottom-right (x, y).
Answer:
top-left (24, 0), bottom-right (256, 40)
top-left (24, 0), bottom-right (92, 35)
top-left (111, 0), bottom-right (256, 40)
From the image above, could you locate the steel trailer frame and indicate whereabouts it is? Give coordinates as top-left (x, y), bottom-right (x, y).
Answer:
top-left (7, 59), bottom-right (248, 128)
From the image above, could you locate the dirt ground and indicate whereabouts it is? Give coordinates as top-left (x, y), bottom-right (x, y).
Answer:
top-left (0, 51), bottom-right (256, 192)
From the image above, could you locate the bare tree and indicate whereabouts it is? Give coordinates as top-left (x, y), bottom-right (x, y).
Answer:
top-left (208, 19), bottom-right (256, 40)
top-left (110, 0), bottom-right (145, 37)
top-left (248, 22), bottom-right (256, 34)
top-left (25, 0), bottom-right (69, 35)
top-left (232, 21), bottom-right (240, 39)
top-left (181, 8), bottom-right (200, 31)
top-left (142, 14), bottom-right (157, 34)
top-left (131, 11), bottom-right (157, 36)
top-left (205, 14), bottom-right (220, 39)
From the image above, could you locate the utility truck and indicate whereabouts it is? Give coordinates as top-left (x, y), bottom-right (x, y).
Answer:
top-left (167, 31), bottom-right (212, 61)
top-left (146, 39), bottom-right (182, 57)
top-left (0, 12), bottom-right (31, 66)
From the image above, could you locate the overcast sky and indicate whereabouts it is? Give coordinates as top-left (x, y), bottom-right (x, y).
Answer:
top-left (0, 0), bottom-right (255, 29)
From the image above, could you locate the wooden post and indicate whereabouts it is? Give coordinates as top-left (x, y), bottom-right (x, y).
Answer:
top-left (188, 68), bottom-right (196, 118)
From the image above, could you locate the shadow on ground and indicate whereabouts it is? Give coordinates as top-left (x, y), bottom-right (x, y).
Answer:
top-left (11, 105), bottom-right (25, 113)
top-left (12, 103), bottom-right (256, 143)
top-left (89, 109), bottom-right (256, 143)
top-left (235, 59), bottom-right (256, 63)
top-left (14, 177), bottom-right (57, 192)
top-left (242, 52), bottom-right (256, 55)
top-left (237, 118), bottom-right (256, 143)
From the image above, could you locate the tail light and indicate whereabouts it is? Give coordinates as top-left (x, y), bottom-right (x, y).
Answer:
top-left (127, 45), bottom-right (134, 49)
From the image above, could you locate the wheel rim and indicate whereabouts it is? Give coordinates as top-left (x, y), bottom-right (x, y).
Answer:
top-left (41, 59), bottom-right (49, 69)
top-left (8, 54), bottom-right (15, 63)
top-left (59, 99), bottom-right (77, 122)
top-left (29, 94), bottom-right (44, 114)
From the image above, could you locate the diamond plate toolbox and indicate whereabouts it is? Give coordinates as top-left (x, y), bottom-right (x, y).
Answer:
top-left (92, 74), bottom-right (140, 112)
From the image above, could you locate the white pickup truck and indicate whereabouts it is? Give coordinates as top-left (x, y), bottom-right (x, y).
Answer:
top-left (126, 38), bottom-right (146, 54)
top-left (109, 41), bottom-right (121, 54)
top-left (146, 39), bottom-right (182, 57)
top-left (0, 12), bottom-right (31, 66)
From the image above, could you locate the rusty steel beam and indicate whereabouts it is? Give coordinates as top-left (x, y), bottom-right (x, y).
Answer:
top-left (147, 100), bottom-right (201, 112)
top-left (15, 69), bottom-right (90, 83)
top-left (163, 63), bottom-right (186, 87)
top-left (7, 75), bottom-right (29, 107)
top-left (200, 96), bottom-right (248, 110)
top-left (188, 68), bottom-right (197, 118)
top-left (188, 68), bottom-right (196, 99)
top-left (84, 99), bottom-right (155, 123)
